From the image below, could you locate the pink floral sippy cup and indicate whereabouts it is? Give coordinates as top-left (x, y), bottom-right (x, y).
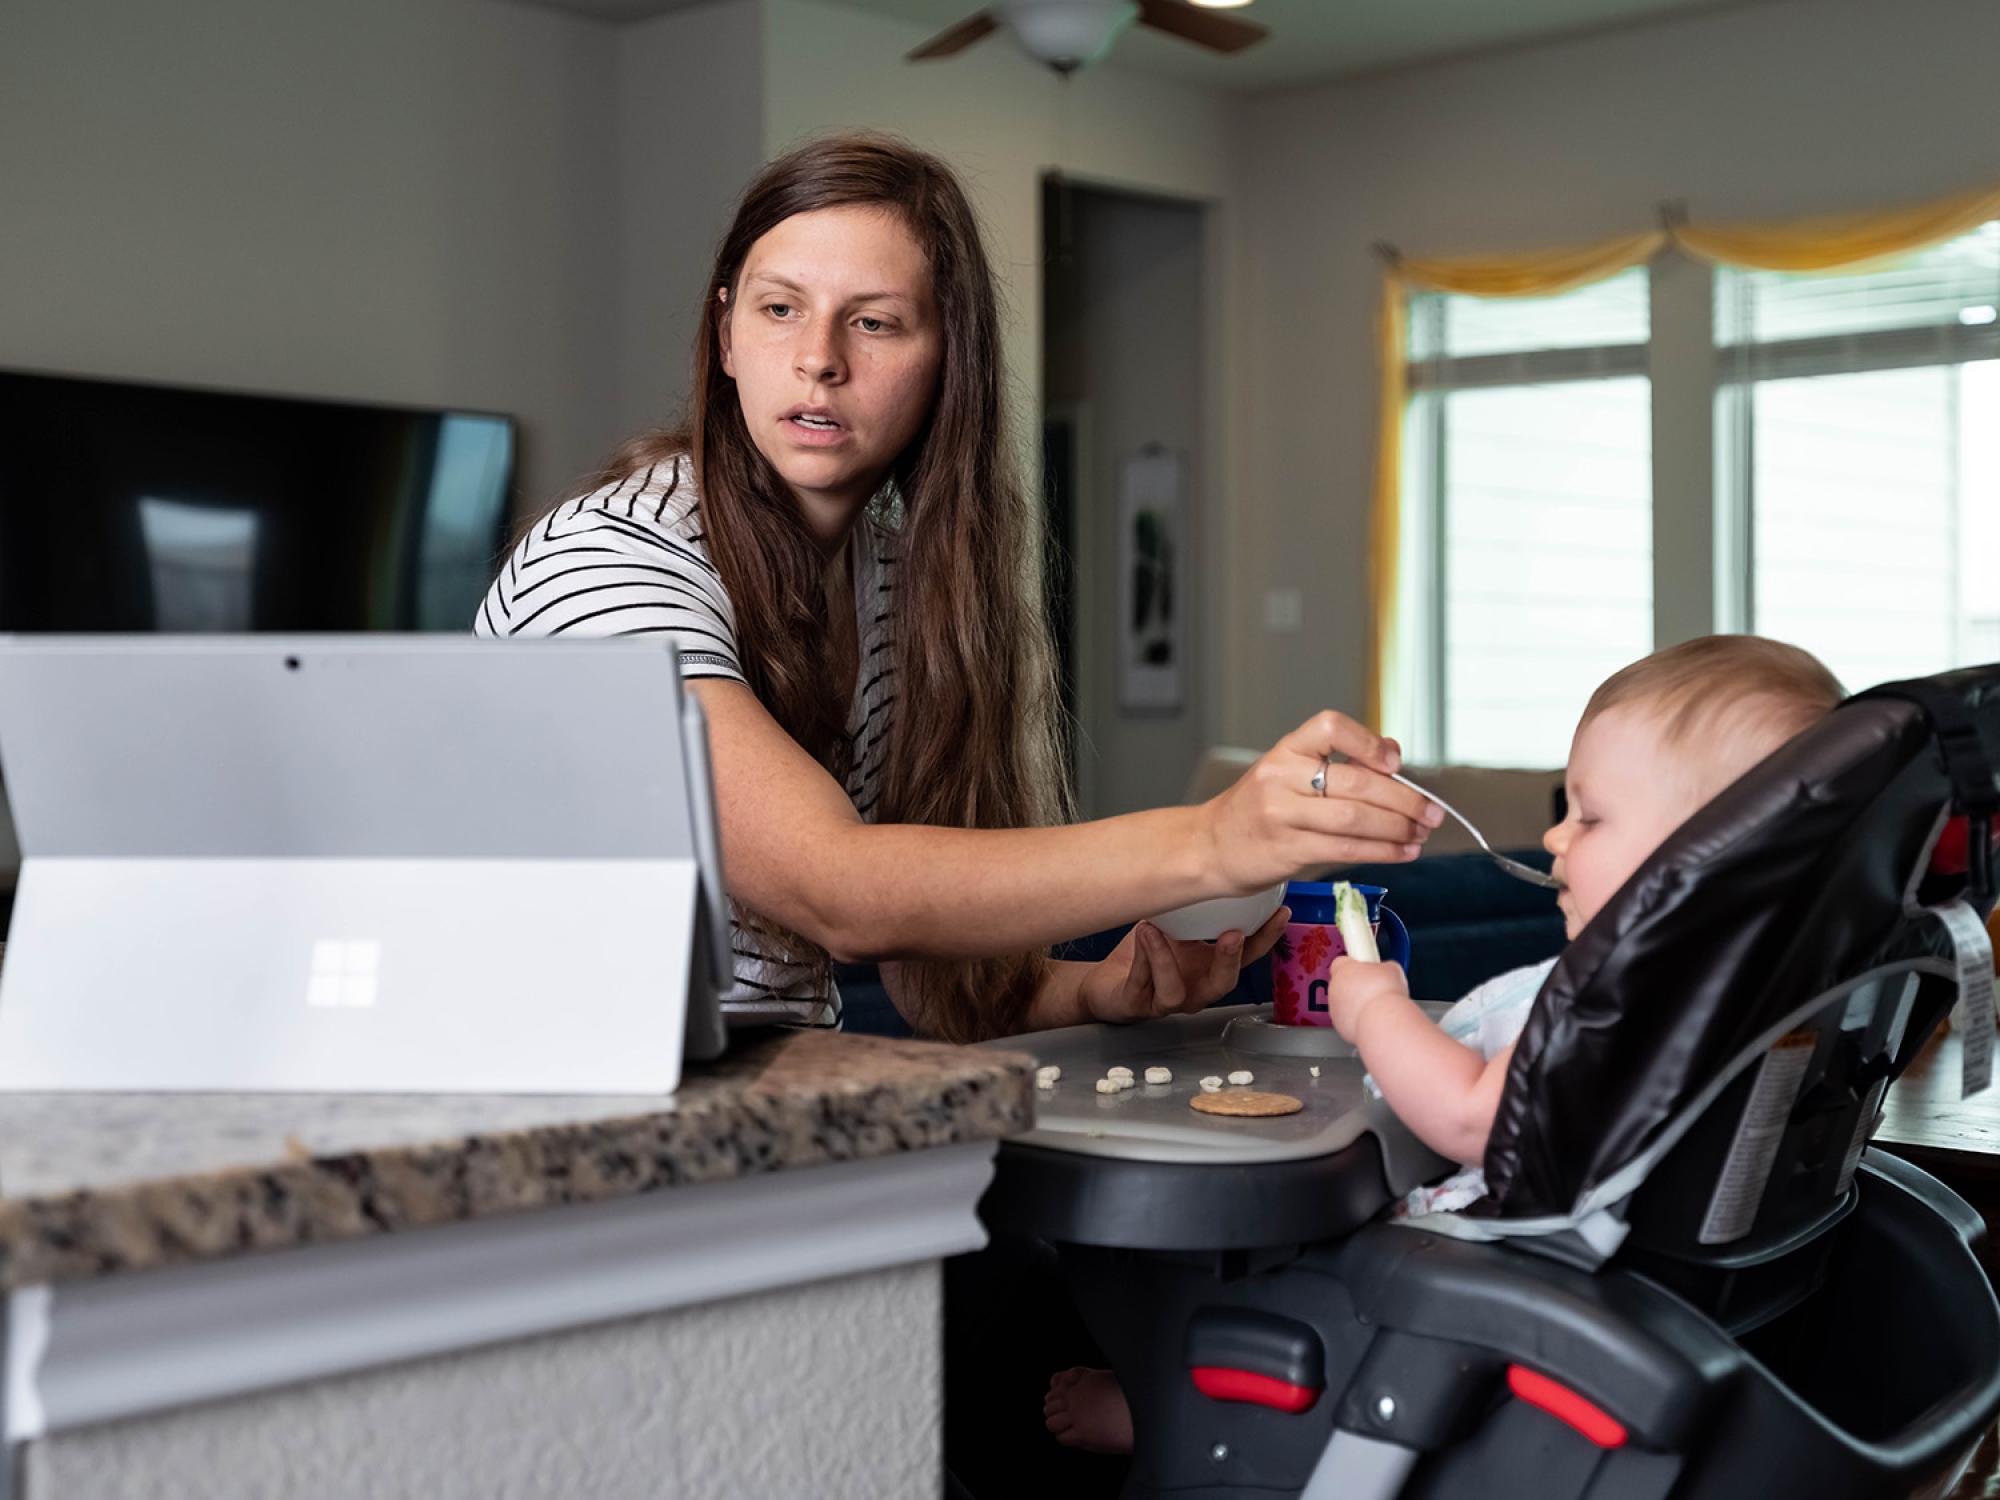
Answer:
top-left (1270, 881), bottom-right (1410, 1028)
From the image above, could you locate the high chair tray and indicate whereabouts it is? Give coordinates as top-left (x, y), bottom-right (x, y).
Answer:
top-left (978, 1005), bottom-right (1453, 1250)
top-left (982, 1003), bottom-right (1449, 1181)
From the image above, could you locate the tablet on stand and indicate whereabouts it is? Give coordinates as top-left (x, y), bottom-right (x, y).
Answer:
top-left (0, 636), bottom-right (729, 1094)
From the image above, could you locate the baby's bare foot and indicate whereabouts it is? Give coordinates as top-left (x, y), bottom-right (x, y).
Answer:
top-left (1043, 1366), bottom-right (1135, 1455)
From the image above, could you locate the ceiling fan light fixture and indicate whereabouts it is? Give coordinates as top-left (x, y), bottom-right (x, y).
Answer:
top-left (995, 0), bottom-right (1139, 70)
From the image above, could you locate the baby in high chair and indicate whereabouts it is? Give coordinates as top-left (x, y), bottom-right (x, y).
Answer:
top-left (1044, 634), bottom-right (1846, 1455)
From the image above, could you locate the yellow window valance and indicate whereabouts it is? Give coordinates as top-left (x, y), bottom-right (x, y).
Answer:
top-left (1673, 184), bottom-right (2000, 272)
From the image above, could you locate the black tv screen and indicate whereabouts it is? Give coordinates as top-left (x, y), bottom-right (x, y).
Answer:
top-left (0, 369), bottom-right (515, 632)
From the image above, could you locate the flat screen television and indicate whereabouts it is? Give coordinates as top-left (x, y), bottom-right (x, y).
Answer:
top-left (0, 368), bottom-right (516, 633)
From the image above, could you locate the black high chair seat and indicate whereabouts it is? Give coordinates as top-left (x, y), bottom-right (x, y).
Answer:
top-left (976, 666), bottom-right (2000, 1499)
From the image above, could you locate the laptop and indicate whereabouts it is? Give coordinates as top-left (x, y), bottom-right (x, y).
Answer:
top-left (0, 636), bottom-right (729, 1094)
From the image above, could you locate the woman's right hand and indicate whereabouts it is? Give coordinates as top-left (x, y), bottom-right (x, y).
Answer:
top-left (1201, 711), bottom-right (1442, 894)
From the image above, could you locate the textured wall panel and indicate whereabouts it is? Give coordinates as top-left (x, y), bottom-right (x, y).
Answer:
top-left (25, 1261), bottom-right (940, 1499)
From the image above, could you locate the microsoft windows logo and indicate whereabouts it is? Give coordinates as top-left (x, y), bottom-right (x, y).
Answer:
top-left (307, 940), bottom-right (381, 1009)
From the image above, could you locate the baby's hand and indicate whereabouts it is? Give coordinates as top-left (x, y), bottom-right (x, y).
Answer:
top-left (1326, 955), bottom-right (1410, 1041)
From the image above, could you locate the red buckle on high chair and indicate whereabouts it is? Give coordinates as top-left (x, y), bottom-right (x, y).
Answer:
top-left (1507, 1365), bottom-right (1627, 1448)
top-left (1935, 817), bottom-right (1972, 875)
top-left (1190, 1366), bottom-right (1321, 1414)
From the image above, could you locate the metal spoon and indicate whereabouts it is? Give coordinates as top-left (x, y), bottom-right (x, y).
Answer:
top-left (1390, 772), bottom-right (1563, 891)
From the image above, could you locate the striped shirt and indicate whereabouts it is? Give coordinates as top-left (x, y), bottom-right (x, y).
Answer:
top-left (473, 456), bottom-right (899, 1027)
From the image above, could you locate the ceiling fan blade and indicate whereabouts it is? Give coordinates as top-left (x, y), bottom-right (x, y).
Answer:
top-left (907, 10), bottom-right (1000, 60)
top-left (1134, 0), bottom-right (1267, 53)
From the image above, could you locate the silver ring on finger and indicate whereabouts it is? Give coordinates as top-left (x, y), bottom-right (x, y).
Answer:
top-left (1309, 756), bottom-right (1330, 796)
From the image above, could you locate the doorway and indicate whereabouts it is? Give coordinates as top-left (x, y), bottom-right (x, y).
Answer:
top-left (1042, 177), bottom-right (1209, 820)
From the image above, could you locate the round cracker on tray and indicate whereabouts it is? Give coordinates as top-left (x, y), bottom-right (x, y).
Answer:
top-left (1189, 1089), bottom-right (1303, 1118)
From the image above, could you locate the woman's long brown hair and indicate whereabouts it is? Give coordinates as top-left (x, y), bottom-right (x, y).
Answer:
top-left (589, 134), bottom-right (1069, 1043)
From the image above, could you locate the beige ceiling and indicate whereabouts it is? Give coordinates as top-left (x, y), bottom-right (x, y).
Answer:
top-left (509, 0), bottom-right (1790, 92)
top-left (809, 0), bottom-right (1788, 92)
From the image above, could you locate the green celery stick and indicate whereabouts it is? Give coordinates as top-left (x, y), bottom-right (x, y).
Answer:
top-left (1333, 881), bottom-right (1379, 962)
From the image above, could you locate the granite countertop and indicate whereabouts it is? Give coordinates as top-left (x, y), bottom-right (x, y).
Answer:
top-left (0, 988), bottom-right (1037, 1289)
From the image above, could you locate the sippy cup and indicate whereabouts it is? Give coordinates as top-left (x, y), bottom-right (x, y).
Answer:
top-left (1270, 881), bottom-right (1410, 1028)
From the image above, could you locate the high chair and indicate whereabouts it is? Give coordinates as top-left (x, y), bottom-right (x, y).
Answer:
top-left (981, 666), bottom-right (2000, 1498)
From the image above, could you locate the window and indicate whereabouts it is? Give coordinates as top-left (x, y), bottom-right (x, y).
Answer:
top-left (1717, 223), bottom-right (2000, 692)
top-left (1397, 219), bottom-right (2000, 766)
top-left (1397, 270), bottom-right (1652, 767)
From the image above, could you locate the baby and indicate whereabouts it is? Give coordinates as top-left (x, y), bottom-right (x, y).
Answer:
top-left (1044, 634), bottom-right (1846, 1455)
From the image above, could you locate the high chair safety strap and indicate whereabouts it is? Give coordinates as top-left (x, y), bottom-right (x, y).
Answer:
top-left (1851, 678), bottom-right (1999, 902)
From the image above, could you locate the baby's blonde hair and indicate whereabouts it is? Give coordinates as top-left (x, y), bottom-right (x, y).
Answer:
top-left (1580, 636), bottom-right (1845, 798)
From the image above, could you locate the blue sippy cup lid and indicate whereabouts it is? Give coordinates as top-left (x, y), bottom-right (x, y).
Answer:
top-left (1282, 880), bottom-right (1385, 925)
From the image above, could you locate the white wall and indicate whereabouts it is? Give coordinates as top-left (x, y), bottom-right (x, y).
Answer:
top-left (614, 0), bottom-right (765, 441)
top-left (1226, 0), bottom-right (2000, 746)
top-left (0, 0), bottom-right (625, 511)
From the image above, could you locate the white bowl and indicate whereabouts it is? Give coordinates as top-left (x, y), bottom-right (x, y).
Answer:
top-left (1148, 881), bottom-right (1287, 942)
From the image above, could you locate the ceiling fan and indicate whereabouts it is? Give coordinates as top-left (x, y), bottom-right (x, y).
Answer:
top-left (907, 0), bottom-right (1268, 75)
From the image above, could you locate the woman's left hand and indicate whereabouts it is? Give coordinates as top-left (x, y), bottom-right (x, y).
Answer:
top-left (1076, 908), bottom-right (1289, 1025)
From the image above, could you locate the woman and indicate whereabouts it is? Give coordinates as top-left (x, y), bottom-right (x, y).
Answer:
top-left (477, 133), bottom-right (1438, 1044)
